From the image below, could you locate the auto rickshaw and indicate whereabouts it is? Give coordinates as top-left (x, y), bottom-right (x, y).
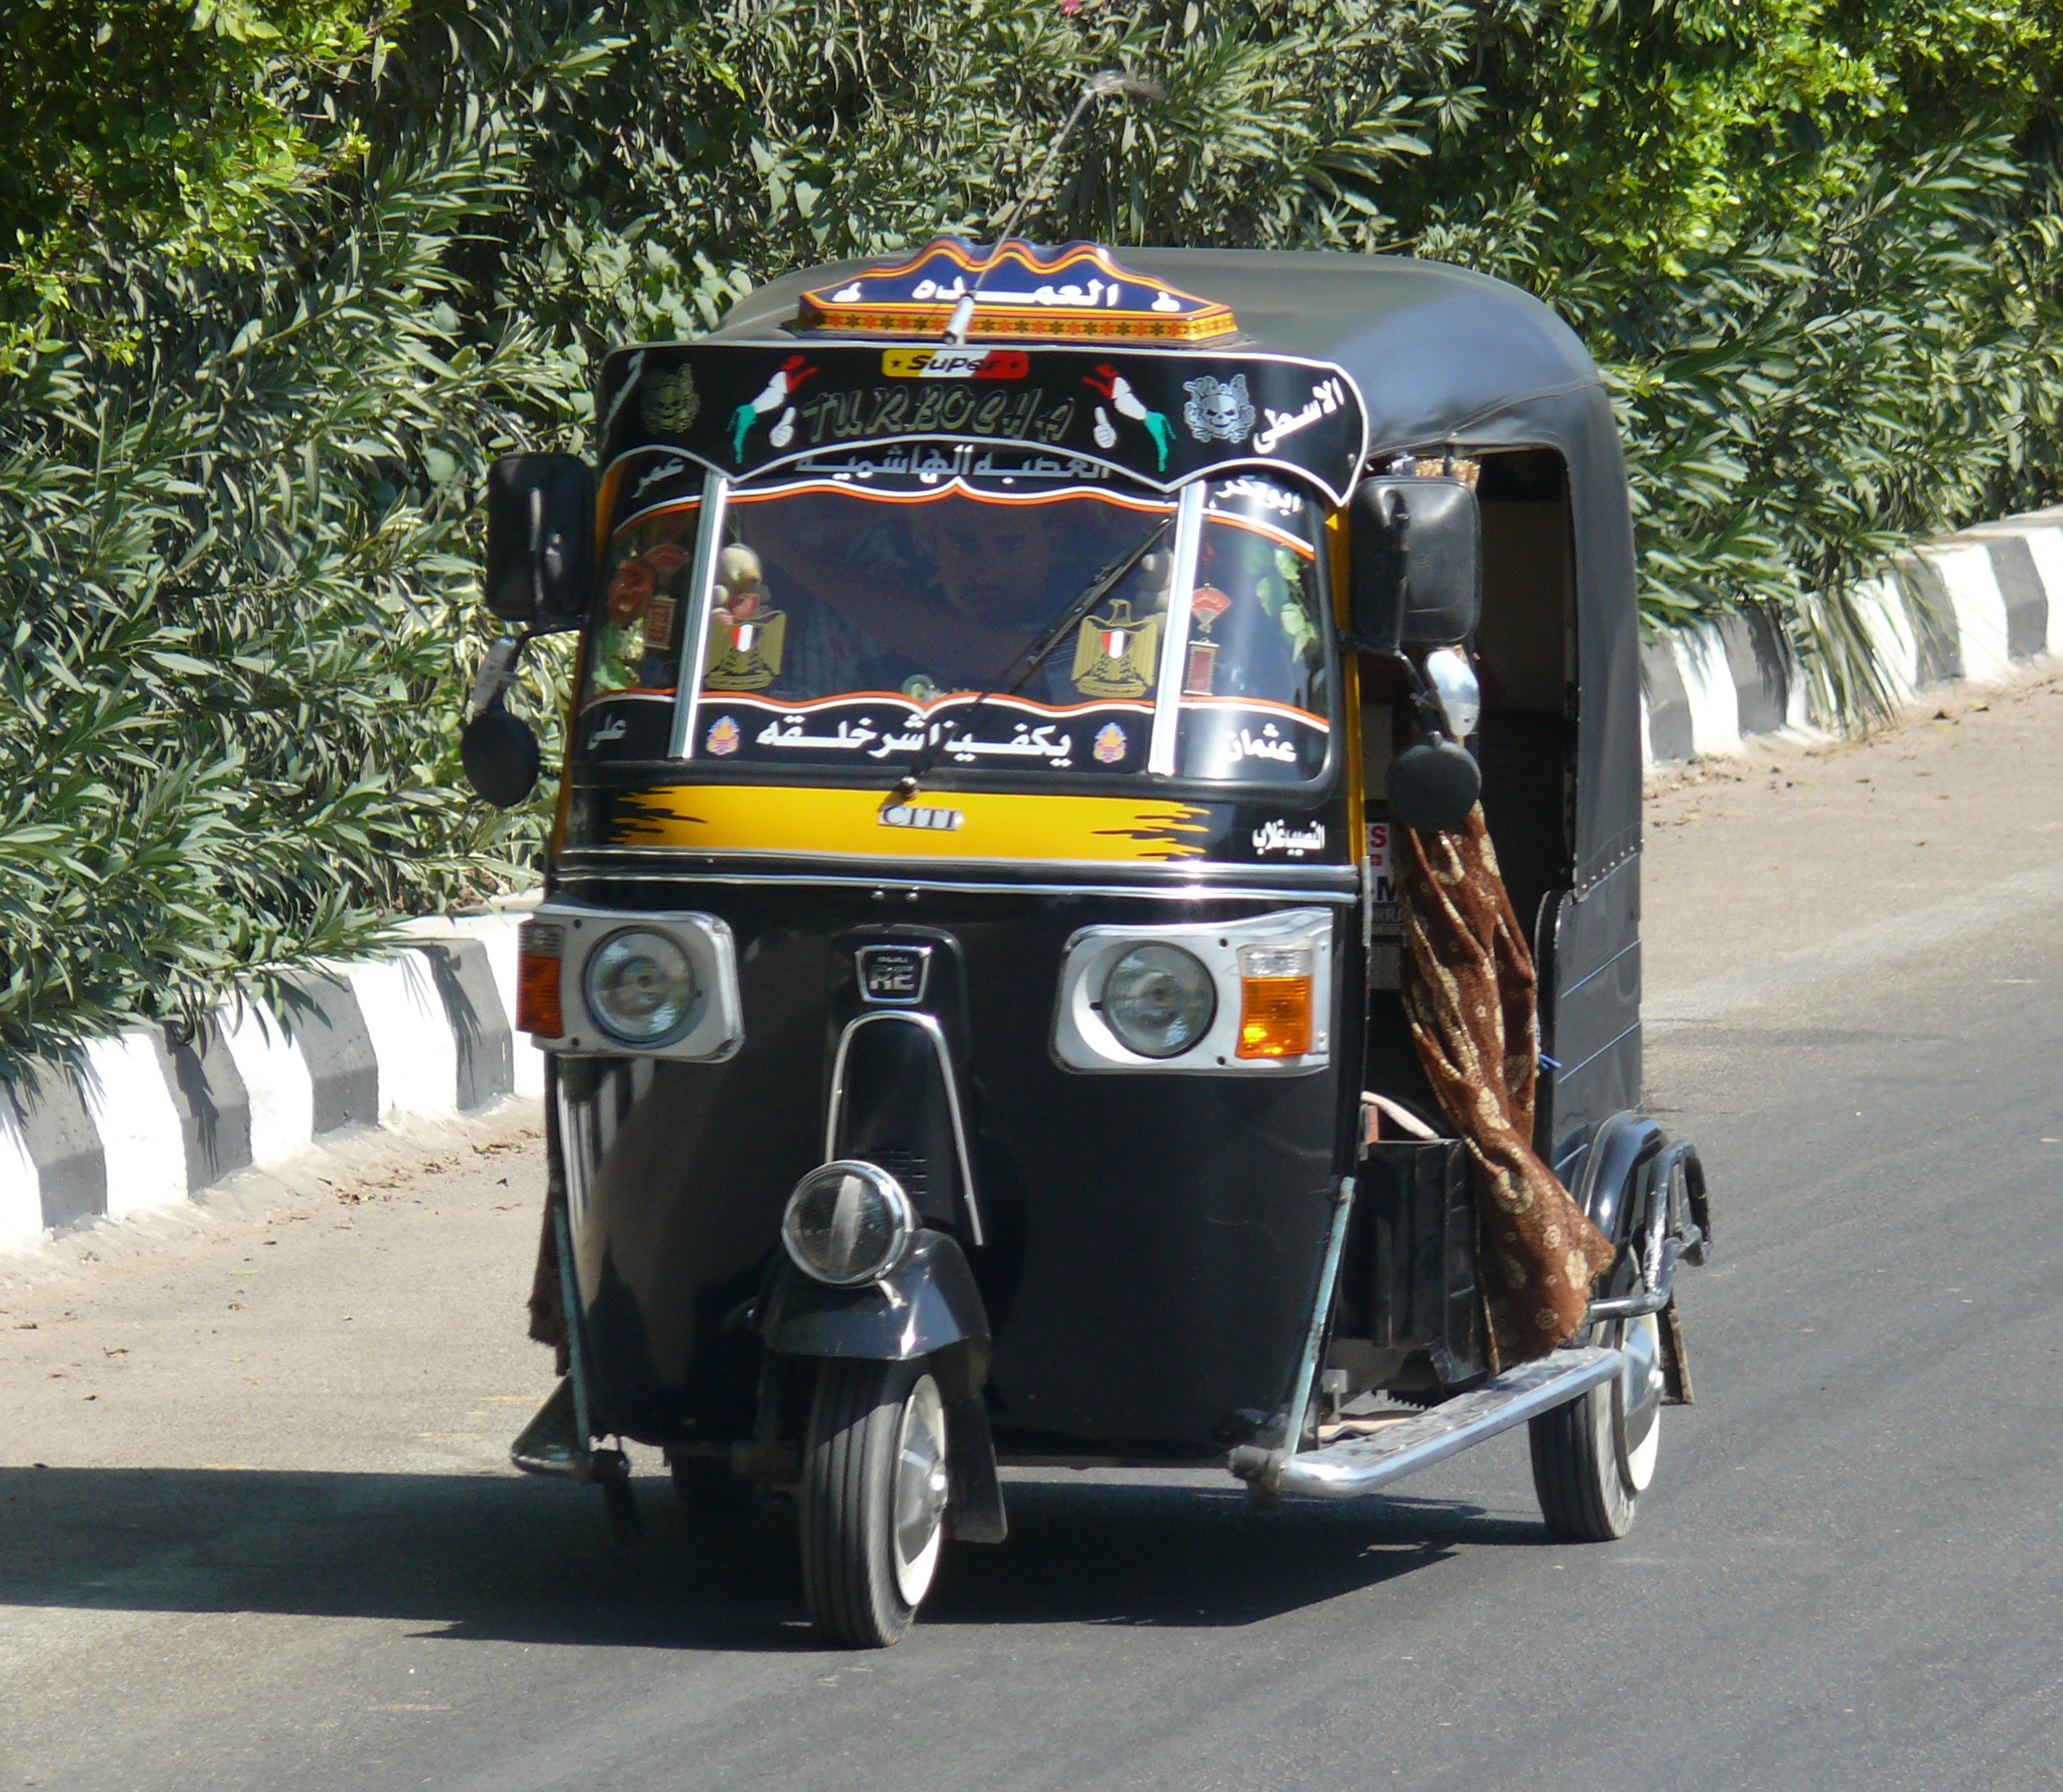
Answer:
top-left (462, 238), bottom-right (1713, 1647)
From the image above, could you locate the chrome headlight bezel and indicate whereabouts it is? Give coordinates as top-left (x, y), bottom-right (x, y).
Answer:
top-left (1051, 908), bottom-right (1334, 1076)
top-left (781, 1159), bottom-right (918, 1287)
top-left (520, 903), bottom-right (744, 1061)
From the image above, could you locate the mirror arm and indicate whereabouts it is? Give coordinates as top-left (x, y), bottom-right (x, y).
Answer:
top-left (468, 631), bottom-right (532, 721)
top-left (1336, 635), bottom-right (1448, 736)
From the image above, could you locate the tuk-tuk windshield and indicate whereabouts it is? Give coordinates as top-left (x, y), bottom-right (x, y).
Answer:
top-left (580, 465), bottom-right (1331, 784)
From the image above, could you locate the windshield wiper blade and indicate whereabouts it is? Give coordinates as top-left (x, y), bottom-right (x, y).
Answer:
top-left (887, 513), bottom-right (1175, 805)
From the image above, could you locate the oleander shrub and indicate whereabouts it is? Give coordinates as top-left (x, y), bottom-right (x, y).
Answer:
top-left (7, 0), bottom-right (2063, 1068)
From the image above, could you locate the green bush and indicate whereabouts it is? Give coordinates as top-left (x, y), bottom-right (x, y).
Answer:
top-left (5, 0), bottom-right (2062, 1069)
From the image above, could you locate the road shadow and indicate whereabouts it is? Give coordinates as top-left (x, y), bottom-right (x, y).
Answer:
top-left (0, 1463), bottom-right (1532, 1648)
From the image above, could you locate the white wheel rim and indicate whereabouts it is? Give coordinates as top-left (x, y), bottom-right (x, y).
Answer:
top-left (891, 1374), bottom-right (950, 1606)
top-left (1615, 1314), bottom-right (1664, 1492)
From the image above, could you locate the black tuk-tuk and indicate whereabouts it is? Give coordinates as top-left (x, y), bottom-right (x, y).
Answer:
top-left (465, 239), bottom-right (1711, 1647)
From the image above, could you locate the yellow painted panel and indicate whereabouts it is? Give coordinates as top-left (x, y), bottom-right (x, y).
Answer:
top-left (614, 783), bottom-right (1216, 863)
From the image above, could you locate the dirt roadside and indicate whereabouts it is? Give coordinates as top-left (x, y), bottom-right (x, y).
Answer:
top-left (3, 664), bottom-right (2059, 1478)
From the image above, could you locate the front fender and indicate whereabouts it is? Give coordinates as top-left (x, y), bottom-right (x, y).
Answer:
top-left (759, 1230), bottom-right (989, 1366)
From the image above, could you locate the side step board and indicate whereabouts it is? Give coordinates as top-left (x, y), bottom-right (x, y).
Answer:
top-left (1229, 1345), bottom-right (1624, 1499)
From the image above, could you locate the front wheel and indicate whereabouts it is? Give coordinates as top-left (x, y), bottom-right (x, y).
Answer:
top-left (1528, 1311), bottom-right (1665, 1542)
top-left (800, 1358), bottom-right (950, 1646)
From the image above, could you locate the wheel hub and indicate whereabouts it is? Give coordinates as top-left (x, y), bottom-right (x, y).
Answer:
top-left (1615, 1313), bottom-right (1664, 1491)
top-left (892, 1374), bottom-right (950, 1606)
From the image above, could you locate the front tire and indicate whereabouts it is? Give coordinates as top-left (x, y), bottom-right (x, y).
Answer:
top-left (1528, 1312), bottom-right (1664, 1542)
top-left (800, 1358), bottom-right (950, 1646)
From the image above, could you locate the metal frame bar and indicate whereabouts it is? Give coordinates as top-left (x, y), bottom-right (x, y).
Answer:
top-left (824, 1010), bottom-right (985, 1246)
top-left (1147, 481), bottom-right (1209, 776)
top-left (666, 469), bottom-right (732, 760)
top-left (1274, 1175), bottom-right (1356, 1456)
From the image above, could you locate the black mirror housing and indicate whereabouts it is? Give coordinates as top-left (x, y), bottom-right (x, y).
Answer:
top-left (484, 454), bottom-right (596, 629)
top-left (1347, 477), bottom-right (1482, 651)
top-left (461, 707), bottom-right (543, 809)
top-left (1387, 731), bottom-right (1481, 834)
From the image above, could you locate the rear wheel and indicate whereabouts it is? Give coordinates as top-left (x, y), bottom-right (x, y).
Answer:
top-left (1529, 1312), bottom-right (1664, 1542)
top-left (800, 1358), bottom-right (950, 1646)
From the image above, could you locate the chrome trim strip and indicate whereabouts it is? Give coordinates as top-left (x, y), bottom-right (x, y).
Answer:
top-left (1561, 934), bottom-right (1639, 1000)
top-left (552, 866), bottom-right (1359, 905)
top-left (1232, 1345), bottom-right (1625, 1499)
top-left (1555, 1019), bottom-right (1642, 1084)
top-left (824, 1011), bottom-right (985, 1248)
top-left (667, 470), bottom-right (731, 760)
top-left (1148, 482), bottom-right (1207, 776)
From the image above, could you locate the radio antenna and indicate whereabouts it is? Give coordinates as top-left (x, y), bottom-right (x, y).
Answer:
top-left (944, 68), bottom-right (1164, 344)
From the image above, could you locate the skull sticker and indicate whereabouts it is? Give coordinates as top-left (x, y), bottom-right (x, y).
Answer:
top-left (1183, 373), bottom-right (1255, 445)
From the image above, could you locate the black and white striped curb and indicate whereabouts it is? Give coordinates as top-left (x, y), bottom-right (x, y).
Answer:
top-left (1642, 505), bottom-right (2063, 763)
top-left (1, 914), bottom-right (542, 1250)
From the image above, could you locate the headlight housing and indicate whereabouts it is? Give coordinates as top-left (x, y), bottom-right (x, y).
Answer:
top-left (583, 927), bottom-right (698, 1045)
top-left (781, 1160), bottom-right (918, 1286)
top-left (1101, 943), bottom-right (1216, 1059)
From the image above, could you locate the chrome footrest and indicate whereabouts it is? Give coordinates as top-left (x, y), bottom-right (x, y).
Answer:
top-left (510, 1377), bottom-right (586, 1479)
top-left (1229, 1345), bottom-right (1624, 1499)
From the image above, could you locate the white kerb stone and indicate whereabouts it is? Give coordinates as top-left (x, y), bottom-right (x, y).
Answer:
top-left (349, 951), bottom-right (461, 1121)
top-left (83, 1032), bottom-right (190, 1219)
top-left (0, 1103), bottom-right (41, 1247)
top-left (219, 997), bottom-right (316, 1167)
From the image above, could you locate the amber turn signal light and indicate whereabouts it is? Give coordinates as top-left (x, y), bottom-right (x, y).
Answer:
top-left (515, 921), bottom-right (565, 1037)
top-left (1235, 944), bottom-right (1314, 1058)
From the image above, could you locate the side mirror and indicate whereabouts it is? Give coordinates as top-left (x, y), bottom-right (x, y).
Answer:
top-left (1347, 477), bottom-right (1482, 651)
top-left (1387, 731), bottom-right (1481, 834)
top-left (484, 454), bottom-right (596, 629)
top-left (461, 707), bottom-right (542, 808)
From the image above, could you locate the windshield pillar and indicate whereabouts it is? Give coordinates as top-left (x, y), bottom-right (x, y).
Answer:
top-left (1145, 481), bottom-right (1208, 776)
top-left (665, 470), bottom-right (731, 759)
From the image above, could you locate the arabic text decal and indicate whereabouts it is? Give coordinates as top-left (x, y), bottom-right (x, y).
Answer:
top-left (601, 343), bottom-right (1369, 507)
top-left (798, 238), bottom-right (1238, 344)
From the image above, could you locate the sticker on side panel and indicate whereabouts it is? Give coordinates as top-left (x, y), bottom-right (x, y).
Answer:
top-left (1253, 819), bottom-right (1326, 858)
top-left (1366, 818), bottom-right (1402, 929)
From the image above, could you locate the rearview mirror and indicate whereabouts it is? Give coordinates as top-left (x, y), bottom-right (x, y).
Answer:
top-left (461, 707), bottom-right (542, 809)
top-left (1387, 732), bottom-right (1481, 834)
top-left (1347, 477), bottom-right (1482, 652)
top-left (484, 454), bottom-right (596, 629)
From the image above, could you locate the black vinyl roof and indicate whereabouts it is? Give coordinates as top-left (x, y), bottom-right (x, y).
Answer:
top-left (708, 247), bottom-right (1605, 457)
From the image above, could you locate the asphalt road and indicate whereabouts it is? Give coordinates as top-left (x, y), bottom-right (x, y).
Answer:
top-left (5, 676), bottom-right (2062, 1791)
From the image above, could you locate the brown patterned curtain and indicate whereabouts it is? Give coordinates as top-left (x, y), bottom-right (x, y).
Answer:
top-left (1398, 805), bottom-right (1615, 1366)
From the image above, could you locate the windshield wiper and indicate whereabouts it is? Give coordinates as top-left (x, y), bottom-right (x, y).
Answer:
top-left (885, 513), bottom-right (1176, 807)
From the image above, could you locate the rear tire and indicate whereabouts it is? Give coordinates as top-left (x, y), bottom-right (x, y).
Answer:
top-left (1529, 1314), bottom-right (1664, 1543)
top-left (800, 1358), bottom-right (950, 1647)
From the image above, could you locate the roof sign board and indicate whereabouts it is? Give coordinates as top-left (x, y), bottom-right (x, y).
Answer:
top-left (599, 342), bottom-right (1368, 507)
top-left (796, 238), bottom-right (1239, 345)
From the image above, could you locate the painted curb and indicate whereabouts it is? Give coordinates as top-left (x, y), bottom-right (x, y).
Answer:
top-left (1641, 505), bottom-right (2063, 765)
top-left (1, 913), bottom-right (543, 1250)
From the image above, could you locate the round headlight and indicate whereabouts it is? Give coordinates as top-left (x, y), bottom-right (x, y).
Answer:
top-left (781, 1161), bottom-right (918, 1287)
top-left (583, 928), bottom-right (697, 1045)
top-left (1102, 943), bottom-right (1216, 1059)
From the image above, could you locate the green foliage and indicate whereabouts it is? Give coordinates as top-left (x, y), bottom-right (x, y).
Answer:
top-left (8, 0), bottom-right (2063, 1069)
top-left (0, 87), bottom-right (585, 1074)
